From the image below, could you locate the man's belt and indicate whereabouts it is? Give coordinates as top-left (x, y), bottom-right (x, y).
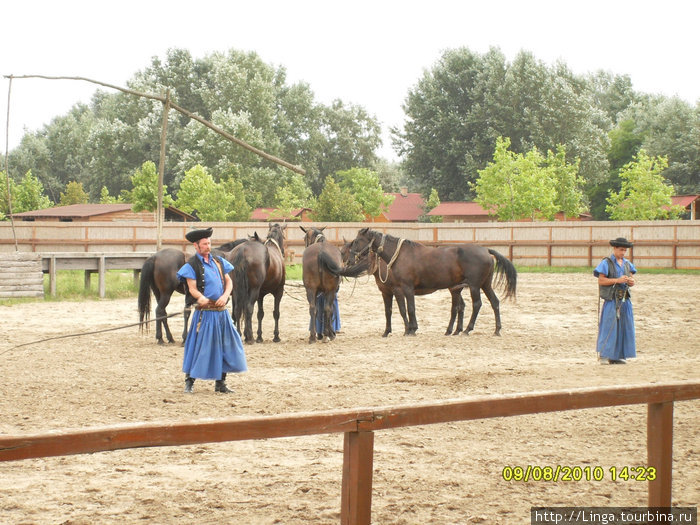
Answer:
top-left (195, 305), bottom-right (228, 311)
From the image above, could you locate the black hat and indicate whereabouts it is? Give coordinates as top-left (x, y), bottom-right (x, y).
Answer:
top-left (185, 227), bottom-right (213, 243)
top-left (609, 237), bottom-right (633, 248)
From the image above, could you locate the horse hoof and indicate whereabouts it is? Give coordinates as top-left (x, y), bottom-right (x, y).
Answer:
top-left (382, 332), bottom-right (390, 338)
top-left (256, 337), bottom-right (263, 343)
top-left (273, 336), bottom-right (281, 343)
top-left (157, 340), bottom-right (165, 345)
top-left (308, 337), bottom-right (316, 344)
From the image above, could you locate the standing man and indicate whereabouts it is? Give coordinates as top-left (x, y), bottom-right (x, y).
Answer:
top-left (177, 227), bottom-right (247, 393)
top-left (593, 237), bottom-right (637, 364)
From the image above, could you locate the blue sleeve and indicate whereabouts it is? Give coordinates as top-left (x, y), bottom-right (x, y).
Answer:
top-left (628, 260), bottom-right (637, 274)
top-left (220, 257), bottom-right (234, 273)
top-left (593, 258), bottom-right (609, 278)
top-left (176, 263), bottom-right (196, 281)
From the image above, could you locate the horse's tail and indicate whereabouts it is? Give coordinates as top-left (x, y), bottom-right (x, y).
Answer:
top-left (231, 249), bottom-right (249, 325)
top-left (138, 255), bottom-right (155, 332)
top-left (488, 249), bottom-right (517, 300)
top-left (318, 250), bottom-right (368, 278)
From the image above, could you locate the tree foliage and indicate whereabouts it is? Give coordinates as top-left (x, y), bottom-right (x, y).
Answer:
top-left (59, 181), bottom-right (89, 206)
top-left (174, 164), bottom-right (251, 221)
top-left (421, 188), bottom-right (442, 223)
top-left (606, 150), bottom-right (683, 220)
top-left (128, 161), bottom-right (174, 213)
top-left (312, 176), bottom-right (364, 222)
top-left (336, 167), bottom-right (393, 218)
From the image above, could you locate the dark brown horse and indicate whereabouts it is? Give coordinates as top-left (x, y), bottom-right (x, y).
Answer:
top-left (138, 248), bottom-right (190, 344)
top-left (336, 227), bottom-right (517, 336)
top-left (227, 223), bottom-right (286, 343)
top-left (340, 240), bottom-right (466, 337)
top-left (300, 226), bottom-right (344, 343)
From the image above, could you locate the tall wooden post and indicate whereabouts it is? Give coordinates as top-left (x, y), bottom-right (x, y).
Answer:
top-left (647, 401), bottom-right (674, 506)
top-left (156, 90), bottom-right (171, 251)
top-left (341, 431), bottom-right (374, 525)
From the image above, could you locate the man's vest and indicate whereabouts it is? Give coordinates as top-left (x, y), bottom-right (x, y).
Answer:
top-left (184, 254), bottom-right (226, 306)
top-left (598, 255), bottom-right (632, 301)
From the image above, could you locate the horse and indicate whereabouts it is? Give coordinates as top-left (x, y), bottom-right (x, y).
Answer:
top-left (339, 239), bottom-right (467, 337)
top-left (300, 226), bottom-right (344, 343)
top-left (227, 223), bottom-right (286, 344)
top-left (137, 248), bottom-right (191, 345)
top-left (333, 227), bottom-right (517, 336)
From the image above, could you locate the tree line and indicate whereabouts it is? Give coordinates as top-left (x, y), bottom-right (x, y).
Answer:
top-left (3, 46), bottom-right (699, 221)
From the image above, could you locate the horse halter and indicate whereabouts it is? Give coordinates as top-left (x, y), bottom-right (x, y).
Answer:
top-left (347, 236), bottom-right (374, 264)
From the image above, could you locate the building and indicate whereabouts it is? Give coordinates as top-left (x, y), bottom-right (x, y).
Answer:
top-left (367, 189), bottom-right (425, 222)
top-left (670, 195), bottom-right (700, 219)
top-left (11, 203), bottom-right (195, 222)
top-left (427, 202), bottom-right (593, 222)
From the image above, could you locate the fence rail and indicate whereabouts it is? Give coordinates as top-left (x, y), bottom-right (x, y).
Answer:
top-left (1, 381), bottom-right (698, 524)
top-left (1, 220), bottom-right (699, 269)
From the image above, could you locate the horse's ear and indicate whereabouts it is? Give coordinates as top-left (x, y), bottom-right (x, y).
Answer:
top-left (359, 227), bottom-right (368, 235)
top-left (343, 236), bottom-right (348, 243)
top-left (300, 226), bottom-right (307, 232)
top-left (320, 226), bottom-right (326, 231)
top-left (281, 224), bottom-right (287, 230)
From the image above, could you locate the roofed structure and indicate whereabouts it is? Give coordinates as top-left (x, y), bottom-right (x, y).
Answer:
top-left (250, 207), bottom-right (313, 222)
top-left (12, 203), bottom-right (195, 222)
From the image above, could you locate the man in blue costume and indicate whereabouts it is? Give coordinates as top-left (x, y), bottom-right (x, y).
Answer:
top-left (177, 227), bottom-right (247, 393)
top-left (593, 237), bottom-right (637, 364)
top-left (311, 293), bottom-right (341, 338)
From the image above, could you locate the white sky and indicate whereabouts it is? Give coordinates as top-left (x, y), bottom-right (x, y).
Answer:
top-left (3, 0), bottom-right (699, 162)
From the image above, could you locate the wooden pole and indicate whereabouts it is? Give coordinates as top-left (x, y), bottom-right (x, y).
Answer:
top-left (647, 401), bottom-right (674, 507)
top-left (157, 90), bottom-right (170, 251)
top-left (341, 431), bottom-right (374, 525)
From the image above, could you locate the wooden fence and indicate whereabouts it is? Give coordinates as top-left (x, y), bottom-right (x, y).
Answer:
top-left (1, 220), bottom-right (699, 269)
top-left (1, 381), bottom-right (698, 524)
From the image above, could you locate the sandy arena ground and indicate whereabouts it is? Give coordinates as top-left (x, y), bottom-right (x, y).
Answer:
top-left (0, 272), bottom-right (698, 524)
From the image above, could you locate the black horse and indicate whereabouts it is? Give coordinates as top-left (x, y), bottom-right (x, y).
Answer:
top-left (138, 248), bottom-right (190, 345)
top-left (227, 223), bottom-right (286, 343)
top-left (340, 239), bottom-right (467, 337)
top-left (300, 226), bottom-right (343, 343)
top-left (333, 228), bottom-right (517, 336)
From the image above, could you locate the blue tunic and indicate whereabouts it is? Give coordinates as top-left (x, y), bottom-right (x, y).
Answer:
top-left (593, 256), bottom-right (637, 360)
top-left (177, 254), bottom-right (247, 379)
top-left (311, 294), bottom-right (341, 334)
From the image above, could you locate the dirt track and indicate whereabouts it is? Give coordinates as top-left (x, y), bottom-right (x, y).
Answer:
top-left (1, 273), bottom-right (698, 524)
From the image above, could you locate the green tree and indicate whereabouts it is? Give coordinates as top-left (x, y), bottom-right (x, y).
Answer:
top-left (421, 188), bottom-right (442, 223)
top-left (129, 161), bottom-right (174, 213)
top-left (59, 181), bottom-right (90, 206)
top-left (396, 47), bottom-right (609, 201)
top-left (273, 173), bottom-right (315, 220)
top-left (15, 170), bottom-right (53, 212)
top-left (312, 176), bottom-right (363, 222)
top-left (99, 186), bottom-right (123, 203)
top-left (546, 145), bottom-right (586, 219)
top-left (175, 165), bottom-right (251, 221)
top-left (606, 150), bottom-right (683, 220)
top-left (473, 137), bottom-right (558, 221)
top-left (336, 167), bottom-right (394, 218)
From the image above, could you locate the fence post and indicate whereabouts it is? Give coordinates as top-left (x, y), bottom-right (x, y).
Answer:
top-left (647, 401), bottom-right (673, 506)
top-left (341, 430), bottom-right (374, 525)
top-left (98, 256), bottom-right (106, 298)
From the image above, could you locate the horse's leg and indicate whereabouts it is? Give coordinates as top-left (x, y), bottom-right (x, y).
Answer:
top-left (244, 293), bottom-right (256, 344)
top-left (155, 290), bottom-right (175, 344)
top-left (405, 292), bottom-right (418, 336)
top-left (482, 283), bottom-right (502, 336)
top-left (182, 306), bottom-right (191, 345)
top-left (455, 292), bottom-right (466, 335)
top-left (271, 290), bottom-right (282, 343)
top-left (393, 291), bottom-right (411, 336)
top-left (324, 291), bottom-right (336, 341)
top-left (445, 289), bottom-right (462, 335)
top-left (256, 295), bottom-right (265, 343)
top-left (381, 290), bottom-right (393, 337)
top-left (464, 285), bottom-right (483, 335)
top-left (306, 288), bottom-right (317, 344)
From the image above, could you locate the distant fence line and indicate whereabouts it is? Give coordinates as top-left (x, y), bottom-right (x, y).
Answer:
top-left (1, 220), bottom-right (699, 269)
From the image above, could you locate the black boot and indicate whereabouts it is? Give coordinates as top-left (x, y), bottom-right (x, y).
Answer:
top-left (184, 375), bottom-right (195, 393)
top-left (214, 373), bottom-right (232, 393)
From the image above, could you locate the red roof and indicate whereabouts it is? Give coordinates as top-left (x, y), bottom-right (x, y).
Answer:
top-left (383, 192), bottom-right (425, 221)
top-left (671, 195), bottom-right (699, 208)
top-left (13, 203), bottom-right (133, 218)
top-left (427, 201), bottom-right (492, 216)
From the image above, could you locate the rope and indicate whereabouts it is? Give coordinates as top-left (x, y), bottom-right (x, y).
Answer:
top-left (378, 237), bottom-right (405, 284)
top-left (1, 311), bottom-right (183, 355)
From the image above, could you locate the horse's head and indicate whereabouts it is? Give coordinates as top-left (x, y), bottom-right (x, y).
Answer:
top-left (300, 225), bottom-right (326, 247)
top-left (266, 223), bottom-right (286, 254)
top-left (249, 231), bottom-right (263, 243)
top-left (343, 230), bottom-right (375, 265)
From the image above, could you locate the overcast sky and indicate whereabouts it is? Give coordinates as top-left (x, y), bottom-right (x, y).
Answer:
top-left (3, 0), bottom-right (699, 161)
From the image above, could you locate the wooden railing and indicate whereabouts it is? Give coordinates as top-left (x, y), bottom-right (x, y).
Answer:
top-left (1, 381), bottom-right (698, 524)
